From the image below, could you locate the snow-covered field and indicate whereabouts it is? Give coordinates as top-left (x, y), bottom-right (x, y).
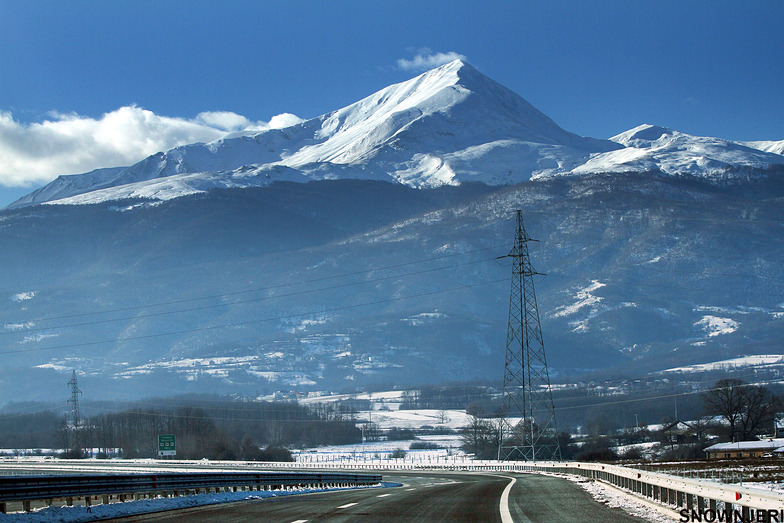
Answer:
top-left (660, 354), bottom-right (784, 374)
top-left (358, 408), bottom-right (472, 431)
top-left (295, 435), bottom-right (466, 463)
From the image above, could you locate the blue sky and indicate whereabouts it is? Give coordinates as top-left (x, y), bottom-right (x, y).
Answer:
top-left (0, 0), bottom-right (782, 206)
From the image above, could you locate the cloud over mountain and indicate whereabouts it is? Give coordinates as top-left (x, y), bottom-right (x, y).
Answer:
top-left (396, 48), bottom-right (467, 72)
top-left (0, 106), bottom-right (301, 187)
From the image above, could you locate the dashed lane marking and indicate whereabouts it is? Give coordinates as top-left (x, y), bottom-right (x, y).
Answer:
top-left (337, 503), bottom-right (358, 509)
top-left (377, 493), bottom-right (393, 498)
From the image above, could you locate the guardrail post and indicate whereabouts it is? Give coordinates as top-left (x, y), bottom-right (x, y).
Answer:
top-left (0, 502), bottom-right (6, 514)
top-left (66, 496), bottom-right (74, 506)
top-left (22, 500), bottom-right (31, 512)
top-left (677, 490), bottom-right (684, 508)
top-left (103, 494), bottom-right (110, 504)
top-left (697, 495), bottom-right (705, 512)
top-left (686, 493), bottom-right (694, 510)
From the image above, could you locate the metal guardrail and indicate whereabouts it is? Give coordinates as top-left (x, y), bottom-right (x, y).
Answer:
top-left (209, 460), bottom-right (784, 517)
top-left (516, 461), bottom-right (784, 520)
top-left (4, 457), bottom-right (783, 518)
top-left (0, 471), bottom-right (381, 513)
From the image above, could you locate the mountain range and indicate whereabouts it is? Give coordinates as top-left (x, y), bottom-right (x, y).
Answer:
top-left (2, 60), bottom-right (783, 402)
top-left (10, 60), bottom-right (784, 209)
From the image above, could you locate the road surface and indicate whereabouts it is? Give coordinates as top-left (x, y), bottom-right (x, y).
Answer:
top-left (109, 471), bottom-right (649, 522)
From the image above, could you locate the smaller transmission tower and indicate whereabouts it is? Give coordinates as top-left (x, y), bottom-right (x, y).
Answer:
top-left (67, 370), bottom-right (82, 456)
top-left (498, 210), bottom-right (561, 461)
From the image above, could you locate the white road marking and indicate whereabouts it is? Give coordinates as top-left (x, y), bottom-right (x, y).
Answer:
top-left (376, 493), bottom-right (392, 498)
top-left (290, 520), bottom-right (308, 523)
top-left (500, 476), bottom-right (517, 523)
top-left (405, 488), bottom-right (416, 491)
top-left (337, 502), bottom-right (358, 509)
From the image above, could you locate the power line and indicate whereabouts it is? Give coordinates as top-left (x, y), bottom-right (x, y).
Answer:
top-left (16, 245), bottom-right (506, 325)
top-left (2, 255), bottom-right (501, 337)
top-left (0, 278), bottom-right (508, 357)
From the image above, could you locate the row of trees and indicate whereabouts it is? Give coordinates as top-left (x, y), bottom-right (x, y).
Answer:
top-left (459, 378), bottom-right (783, 462)
top-left (2, 397), bottom-right (363, 460)
top-left (702, 378), bottom-right (781, 443)
top-left (72, 400), bottom-right (362, 459)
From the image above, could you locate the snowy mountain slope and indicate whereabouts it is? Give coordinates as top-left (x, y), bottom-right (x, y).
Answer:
top-left (742, 139), bottom-right (784, 156)
top-left (7, 60), bottom-right (622, 208)
top-left (3, 175), bottom-right (784, 401)
top-left (8, 62), bottom-right (784, 211)
top-left (10, 166), bottom-right (127, 208)
top-left (568, 124), bottom-right (784, 178)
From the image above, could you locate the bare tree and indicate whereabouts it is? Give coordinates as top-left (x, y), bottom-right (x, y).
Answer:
top-left (737, 384), bottom-right (782, 440)
top-left (703, 378), bottom-right (781, 442)
top-left (460, 406), bottom-right (494, 457)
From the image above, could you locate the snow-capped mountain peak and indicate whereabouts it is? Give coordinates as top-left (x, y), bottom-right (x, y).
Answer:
top-left (10, 59), bottom-right (623, 207)
top-left (7, 61), bottom-right (784, 209)
top-left (569, 123), bottom-right (784, 178)
top-left (611, 124), bottom-right (676, 148)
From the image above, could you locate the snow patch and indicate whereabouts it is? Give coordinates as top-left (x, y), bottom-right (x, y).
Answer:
top-left (4, 321), bottom-right (35, 331)
top-left (553, 280), bottom-right (606, 318)
top-left (660, 354), bottom-right (784, 374)
top-left (401, 312), bottom-right (447, 326)
top-left (694, 315), bottom-right (739, 337)
top-left (11, 291), bottom-right (36, 302)
top-left (570, 474), bottom-right (674, 522)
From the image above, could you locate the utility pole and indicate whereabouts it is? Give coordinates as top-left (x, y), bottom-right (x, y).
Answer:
top-left (498, 210), bottom-right (561, 462)
top-left (67, 370), bottom-right (82, 457)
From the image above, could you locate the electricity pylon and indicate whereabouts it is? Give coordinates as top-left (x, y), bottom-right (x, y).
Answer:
top-left (67, 370), bottom-right (82, 456)
top-left (498, 210), bottom-right (561, 461)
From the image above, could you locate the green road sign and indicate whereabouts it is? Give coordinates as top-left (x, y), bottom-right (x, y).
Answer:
top-left (158, 434), bottom-right (176, 456)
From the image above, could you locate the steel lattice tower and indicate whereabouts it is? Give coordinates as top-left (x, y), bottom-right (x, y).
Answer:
top-left (498, 210), bottom-right (561, 461)
top-left (67, 370), bottom-right (82, 453)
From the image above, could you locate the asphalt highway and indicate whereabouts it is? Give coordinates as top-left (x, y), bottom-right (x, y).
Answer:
top-left (110, 471), bottom-right (649, 522)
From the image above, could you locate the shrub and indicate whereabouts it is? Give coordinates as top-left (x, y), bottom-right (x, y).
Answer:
top-left (409, 442), bottom-right (439, 450)
top-left (390, 449), bottom-right (407, 459)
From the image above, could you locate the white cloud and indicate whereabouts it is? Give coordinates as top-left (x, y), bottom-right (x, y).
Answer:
top-left (268, 113), bottom-right (305, 129)
top-left (396, 48), bottom-right (467, 73)
top-left (0, 106), bottom-right (303, 187)
top-left (195, 111), bottom-right (253, 131)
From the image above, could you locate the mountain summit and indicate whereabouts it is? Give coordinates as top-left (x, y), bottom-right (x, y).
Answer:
top-left (9, 60), bottom-right (621, 208)
top-left (8, 60), bottom-right (784, 209)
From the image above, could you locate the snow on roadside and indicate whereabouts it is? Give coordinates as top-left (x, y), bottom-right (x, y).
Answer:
top-left (538, 473), bottom-right (674, 522)
top-left (0, 484), bottom-right (387, 522)
top-left (576, 477), bottom-right (674, 522)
